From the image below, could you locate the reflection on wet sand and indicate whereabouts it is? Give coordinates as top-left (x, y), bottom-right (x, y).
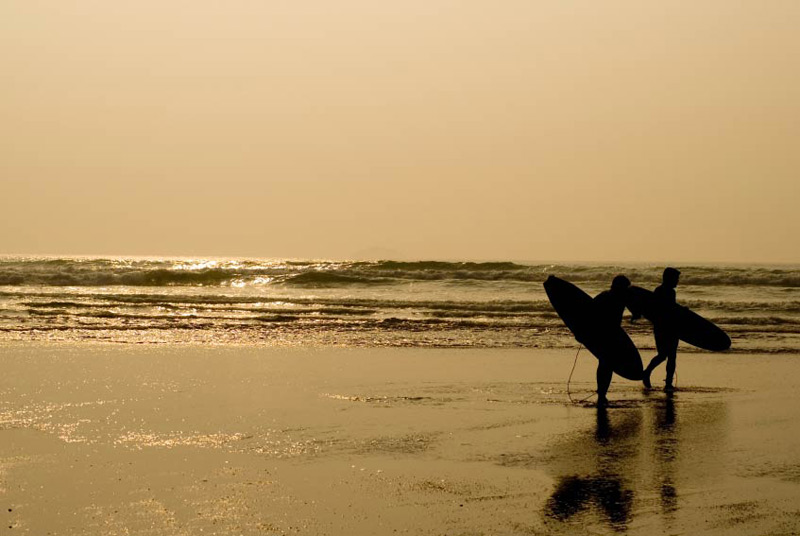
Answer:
top-left (544, 394), bottom-right (727, 532)
top-left (545, 407), bottom-right (639, 531)
top-left (547, 473), bottom-right (634, 530)
top-left (654, 393), bottom-right (678, 518)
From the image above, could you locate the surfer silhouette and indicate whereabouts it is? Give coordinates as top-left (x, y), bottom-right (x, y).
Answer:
top-left (640, 268), bottom-right (681, 391)
top-left (593, 275), bottom-right (632, 406)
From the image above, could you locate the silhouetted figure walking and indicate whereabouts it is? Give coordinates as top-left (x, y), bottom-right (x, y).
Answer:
top-left (593, 275), bottom-right (632, 406)
top-left (642, 268), bottom-right (681, 391)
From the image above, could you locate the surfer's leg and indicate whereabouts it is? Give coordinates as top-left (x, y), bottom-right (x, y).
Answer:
top-left (665, 356), bottom-right (676, 391)
top-left (645, 326), bottom-right (670, 388)
top-left (643, 353), bottom-right (666, 389)
top-left (597, 362), bottom-right (613, 406)
top-left (646, 353), bottom-right (667, 372)
top-left (664, 337), bottom-right (679, 390)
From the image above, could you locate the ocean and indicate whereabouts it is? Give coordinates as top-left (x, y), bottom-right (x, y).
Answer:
top-left (1, 256), bottom-right (798, 353)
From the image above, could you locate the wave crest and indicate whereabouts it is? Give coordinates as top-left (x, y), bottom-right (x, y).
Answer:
top-left (0, 258), bottom-right (798, 288)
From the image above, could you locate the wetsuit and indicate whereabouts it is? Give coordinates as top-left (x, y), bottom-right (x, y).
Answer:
top-left (645, 285), bottom-right (679, 387)
top-left (593, 289), bottom-right (627, 401)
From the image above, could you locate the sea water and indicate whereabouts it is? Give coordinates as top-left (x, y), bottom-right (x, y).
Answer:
top-left (1, 256), bottom-right (798, 353)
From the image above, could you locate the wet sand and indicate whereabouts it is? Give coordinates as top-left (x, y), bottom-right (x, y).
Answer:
top-left (1, 344), bottom-right (799, 535)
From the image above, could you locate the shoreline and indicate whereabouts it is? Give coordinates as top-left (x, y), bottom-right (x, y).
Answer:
top-left (1, 345), bottom-right (799, 534)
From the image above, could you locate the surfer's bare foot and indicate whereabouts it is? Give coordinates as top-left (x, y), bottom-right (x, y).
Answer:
top-left (664, 383), bottom-right (675, 393)
top-left (597, 396), bottom-right (609, 407)
top-left (642, 370), bottom-right (652, 390)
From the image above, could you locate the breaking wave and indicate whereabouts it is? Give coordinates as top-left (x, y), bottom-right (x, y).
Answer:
top-left (0, 256), bottom-right (798, 351)
top-left (0, 258), bottom-right (798, 288)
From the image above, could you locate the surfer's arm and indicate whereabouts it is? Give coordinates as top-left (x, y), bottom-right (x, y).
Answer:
top-left (625, 297), bottom-right (642, 322)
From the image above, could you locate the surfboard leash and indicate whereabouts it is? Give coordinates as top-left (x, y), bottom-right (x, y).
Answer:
top-left (566, 345), bottom-right (598, 404)
top-left (566, 345), bottom-right (578, 403)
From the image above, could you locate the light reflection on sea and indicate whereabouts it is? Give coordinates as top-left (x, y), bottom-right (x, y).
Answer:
top-left (0, 256), bottom-right (798, 352)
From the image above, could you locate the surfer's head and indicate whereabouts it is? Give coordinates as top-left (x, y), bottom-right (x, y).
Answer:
top-left (611, 275), bottom-right (631, 292)
top-left (663, 267), bottom-right (680, 287)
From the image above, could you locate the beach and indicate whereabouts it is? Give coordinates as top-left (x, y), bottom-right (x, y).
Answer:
top-left (2, 344), bottom-right (799, 535)
top-left (5, 0), bottom-right (799, 532)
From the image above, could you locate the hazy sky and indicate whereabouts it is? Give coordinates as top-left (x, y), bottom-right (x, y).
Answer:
top-left (2, 1), bottom-right (798, 262)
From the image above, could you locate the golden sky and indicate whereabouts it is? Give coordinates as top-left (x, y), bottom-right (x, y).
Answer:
top-left (2, 1), bottom-right (798, 262)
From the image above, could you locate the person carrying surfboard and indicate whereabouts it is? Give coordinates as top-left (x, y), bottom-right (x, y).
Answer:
top-left (544, 275), bottom-right (644, 407)
top-left (640, 267), bottom-right (681, 391)
top-left (593, 274), bottom-right (633, 406)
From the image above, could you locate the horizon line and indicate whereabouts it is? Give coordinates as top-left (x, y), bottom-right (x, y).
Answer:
top-left (0, 252), bottom-right (797, 267)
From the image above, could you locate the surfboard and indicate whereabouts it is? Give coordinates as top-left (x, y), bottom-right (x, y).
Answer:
top-left (544, 276), bottom-right (643, 381)
top-left (627, 286), bottom-right (731, 351)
